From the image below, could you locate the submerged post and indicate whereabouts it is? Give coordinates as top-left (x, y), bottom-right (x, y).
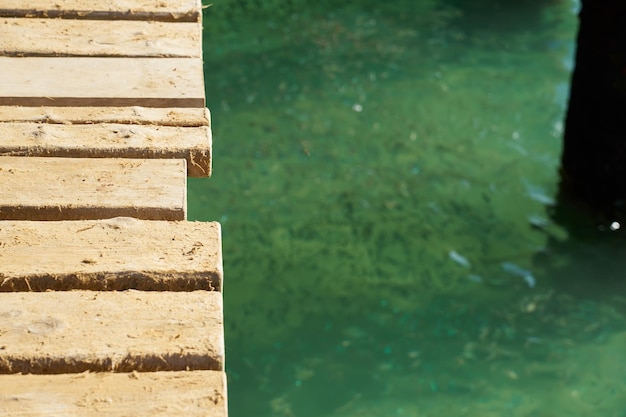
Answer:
top-left (560, 0), bottom-right (626, 220)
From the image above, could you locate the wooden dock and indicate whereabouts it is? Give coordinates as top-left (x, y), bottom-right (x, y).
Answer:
top-left (0, 1), bottom-right (227, 416)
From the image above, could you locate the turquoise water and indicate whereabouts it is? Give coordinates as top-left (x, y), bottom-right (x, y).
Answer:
top-left (191, 1), bottom-right (626, 415)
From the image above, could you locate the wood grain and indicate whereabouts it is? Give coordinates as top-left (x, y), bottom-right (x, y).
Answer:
top-left (0, 290), bottom-right (224, 373)
top-left (0, 371), bottom-right (226, 417)
top-left (0, 0), bottom-right (202, 21)
top-left (0, 156), bottom-right (187, 221)
top-left (0, 122), bottom-right (211, 177)
top-left (0, 219), bottom-right (223, 291)
top-left (0, 57), bottom-right (205, 108)
top-left (0, 18), bottom-right (202, 57)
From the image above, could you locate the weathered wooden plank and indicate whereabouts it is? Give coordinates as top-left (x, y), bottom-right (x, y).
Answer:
top-left (0, 18), bottom-right (202, 57)
top-left (0, 371), bottom-right (227, 417)
top-left (0, 157), bottom-right (186, 221)
top-left (0, 0), bottom-right (202, 22)
top-left (0, 219), bottom-right (223, 291)
top-left (0, 107), bottom-right (211, 126)
top-left (0, 290), bottom-right (224, 373)
top-left (0, 123), bottom-right (211, 177)
top-left (0, 106), bottom-right (210, 127)
top-left (0, 57), bottom-right (205, 108)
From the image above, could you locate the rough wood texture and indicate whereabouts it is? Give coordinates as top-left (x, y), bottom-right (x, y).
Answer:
top-left (0, 0), bottom-right (202, 21)
top-left (0, 122), bottom-right (211, 177)
top-left (0, 371), bottom-right (227, 417)
top-left (0, 157), bottom-right (186, 221)
top-left (0, 219), bottom-right (223, 291)
top-left (0, 290), bottom-right (224, 373)
top-left (0, 18), bottom-right (202, 57)
top-left (0, 57), bottom-right (205, 108)
top-left (0, 106), bottom-right (210, 127)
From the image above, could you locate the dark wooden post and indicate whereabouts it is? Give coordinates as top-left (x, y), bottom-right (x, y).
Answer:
top-left (561, 0), bottom-right (626, 213)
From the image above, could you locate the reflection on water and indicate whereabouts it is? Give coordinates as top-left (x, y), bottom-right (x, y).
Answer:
top-left (190, 0), bottom-right (626, 415)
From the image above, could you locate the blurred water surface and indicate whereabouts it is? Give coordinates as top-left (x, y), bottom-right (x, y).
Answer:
top-left (190, 1), bottom-right (626, 415)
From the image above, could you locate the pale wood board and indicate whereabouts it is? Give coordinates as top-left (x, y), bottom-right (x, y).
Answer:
top-left (0, 57), bottom-right (205, 108)
top-left (0, 370), bottom-right (227, 417)
top-left (0, 219), bottom-right (223, 291)
top-left (0, 122), bottom-right (211, 177)
top-left (0, 0), bottom-right (202, 21)
top-left (0, 18), bottom-right (202, 57)
top-left (0, 157), bottom-right (186, 221)
top-left (0, 290), bottom-right (224, 373)
top-left (0, 106), bottom-right (210, 127)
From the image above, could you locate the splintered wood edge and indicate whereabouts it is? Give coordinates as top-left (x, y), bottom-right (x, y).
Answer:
top-left (0, 271), bottom-right (222, 292)
top-left (0, 291), bottom-right (224, 374)
top-left (0, 219), bottom-right (223, 292)
top-left (0, 107), bottom-right (210, 127)
top-left (0, 11), bottom-right (200, 22)
top-left (0, 371), bottom-right (227, 417)
top-left (0, 0), bottom-right (202, 22)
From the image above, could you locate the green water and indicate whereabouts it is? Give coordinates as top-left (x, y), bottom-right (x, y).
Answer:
top-left (191, 1), bottom-right (626, 415)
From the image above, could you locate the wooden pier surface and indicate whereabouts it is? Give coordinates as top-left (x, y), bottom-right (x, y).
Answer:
top-left (0, 1), bottom-right (227, 415)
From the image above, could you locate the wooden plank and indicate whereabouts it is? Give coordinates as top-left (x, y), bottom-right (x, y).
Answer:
top-left (0, 106), bottom-right (210, 127)
top-left (0, 371), bottom-right (227, 417)
top-left (0, 123), bottom-right (211, 177)
top-left (0, 0), bottom-right (202, 22)
top-left (0, 219), bottom-right (223, 292)
top-left (0, 57), bottom-right (205, 108)
top-left (0, 290), bottom-right (224, 373)
top-left (0, 157), bottom-right (186, 221)
top-left (0, 18), bottom-right (202, 57)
